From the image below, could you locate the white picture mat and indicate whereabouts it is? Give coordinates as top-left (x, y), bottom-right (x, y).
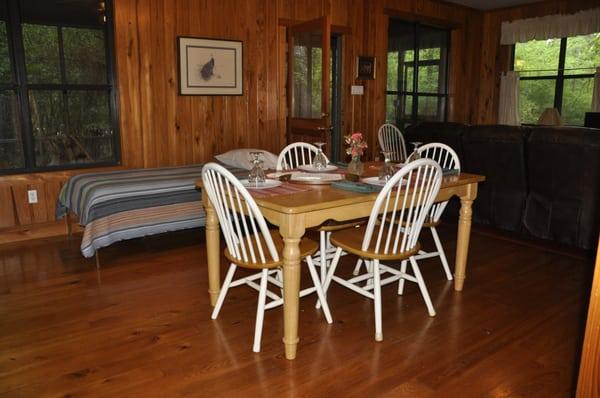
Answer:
top-left (178, 37), bottom-right (243, 95)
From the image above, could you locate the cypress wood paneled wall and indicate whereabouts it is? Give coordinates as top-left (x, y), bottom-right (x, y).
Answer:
top-left (114, 0), bottom-right (484, 167)
top-left (0, 0), bottom-right (596, 243)
top-left (474, 0), bottom-right (600, 124)
top-left (116, 0), bottom-right (287, 168)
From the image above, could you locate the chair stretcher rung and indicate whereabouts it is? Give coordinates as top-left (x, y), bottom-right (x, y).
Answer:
top-left (264, 286), bottom-right (318, 310)
top-left (332, 275), bottom-right (375, 299)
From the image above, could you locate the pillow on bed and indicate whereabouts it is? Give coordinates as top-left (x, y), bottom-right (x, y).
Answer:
top-left (215, 148), bottom-right (278, 170)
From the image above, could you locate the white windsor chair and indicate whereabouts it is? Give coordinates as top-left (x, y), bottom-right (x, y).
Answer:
top-left (277, 142), bottom-right (363, 283)
top-left (409, 142), bottom-right (460, 281)
top-left (378, 123), bottom-right (408, 163)
top-left (320, 159), bottom-right (443, 341)
top-left (202, 162), bottom-right (332, 352)
top-left (352, 142), bottom-right (460, 281)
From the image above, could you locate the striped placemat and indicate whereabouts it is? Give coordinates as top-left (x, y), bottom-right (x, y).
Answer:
top-left (249, 182), bottom-right (315, 199)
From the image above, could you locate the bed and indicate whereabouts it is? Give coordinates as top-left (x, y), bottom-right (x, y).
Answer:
top-left (56, 163), bottom-right (246, 258)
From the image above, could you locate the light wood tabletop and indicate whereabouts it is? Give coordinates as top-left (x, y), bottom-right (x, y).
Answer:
top-left (199, 164), bottom-right (485, 360)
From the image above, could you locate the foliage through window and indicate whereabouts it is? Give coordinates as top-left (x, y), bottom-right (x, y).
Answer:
top-left (0, 0), bottom-right (118, 174)
top-left (386, 19), bottom-right (449, 130)
top-left (513, 33), bottom-right (600, 126)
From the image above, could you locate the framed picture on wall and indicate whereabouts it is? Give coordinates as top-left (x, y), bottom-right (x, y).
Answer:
top-left (356, 56), bottom-right (376, 80)
top-left (177, 36), bottom-right (243, 95)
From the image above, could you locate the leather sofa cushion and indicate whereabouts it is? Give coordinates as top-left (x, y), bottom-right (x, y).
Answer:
top-left (524, 127), bottom-right (600, 249)
top-left (461, 125), bottom-right (530, 231)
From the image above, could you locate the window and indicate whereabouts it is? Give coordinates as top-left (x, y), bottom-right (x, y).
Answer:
top-left (0, 0), bottom-right (118, 174)
top-left (513, 33), bottom-right (599, 126)
top-left (386, 19), bottom-right (449, 130)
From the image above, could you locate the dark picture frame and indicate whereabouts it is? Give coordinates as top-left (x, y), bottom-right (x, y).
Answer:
top-left (356, 56), bottom-right (376, 80)
top-left (177, 36), bottom-right (243, 95)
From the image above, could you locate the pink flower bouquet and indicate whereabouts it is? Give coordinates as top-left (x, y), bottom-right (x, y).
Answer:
top-left (345, 132), bottom-right (368, 158)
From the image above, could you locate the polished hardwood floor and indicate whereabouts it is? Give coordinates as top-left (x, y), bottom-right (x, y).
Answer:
top-left (0, 226), bottom-right (593, 397)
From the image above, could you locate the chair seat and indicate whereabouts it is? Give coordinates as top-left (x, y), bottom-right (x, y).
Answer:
top-left (423, 219), bottom-right (441, 228)
top-left (225, 230), bottom-right (318, 270)
top-left (318, 218), bottom-right (367, 232)
top-left (384, 215), bottom-right (440, 228)
top-left (330, 225), bottom-right (420, 261)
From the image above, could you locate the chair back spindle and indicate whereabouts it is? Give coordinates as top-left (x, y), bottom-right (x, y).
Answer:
top-left (202, 163), bottom-right (279, 265)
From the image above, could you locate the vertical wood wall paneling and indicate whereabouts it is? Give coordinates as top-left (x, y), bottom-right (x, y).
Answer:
top-left (113, 0), bottom-right (143, 168)
top-left (2, 0), bottom-right (597, 243)
top-left (0, 187), bottom-right (16, 228)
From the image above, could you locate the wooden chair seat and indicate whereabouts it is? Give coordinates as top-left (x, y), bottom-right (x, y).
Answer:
top-left (225, 230), bottom-right (318, 270)
top-left (330, 225), bottom-right (420, 261)
top-left (383, 215), bottom-right (440, 228)
top-left (318, 218), bottom-right (367, 232)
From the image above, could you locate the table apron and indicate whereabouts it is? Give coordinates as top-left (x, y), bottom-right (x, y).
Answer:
top-left (260, 183), bottom-right (473, 230)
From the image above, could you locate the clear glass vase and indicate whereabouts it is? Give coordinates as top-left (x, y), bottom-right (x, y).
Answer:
top-left (347, 156), bottom-right (364, 176)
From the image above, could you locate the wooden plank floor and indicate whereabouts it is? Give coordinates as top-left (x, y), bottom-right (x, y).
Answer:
top-left (0, 226), bottom-right (593, 397)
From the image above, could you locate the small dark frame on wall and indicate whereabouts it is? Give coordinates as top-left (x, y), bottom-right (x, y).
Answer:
top-left (356, 56), bottom-right (376, 80)
top-left (177, 36), bottom-right (243, 95)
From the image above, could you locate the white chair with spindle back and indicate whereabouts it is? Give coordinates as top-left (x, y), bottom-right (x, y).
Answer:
top-left (320, 159), bottom-right (443, 341)
top-left (276, 142), bottom-right (327, 171)
top-left (277, 142), bottom-right (362, 283)
top-left (410, 142), bottom-right (460, 281)
top-left (202, 163), bottom-right (332, 353)
top-left (352, 142), bottom-right (460, 281)
top-left (378, 123), bottom-right (408, 163)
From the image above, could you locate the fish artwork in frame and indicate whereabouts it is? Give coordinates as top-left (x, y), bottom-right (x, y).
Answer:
top-left (177, 36), bottom-right (243, 95)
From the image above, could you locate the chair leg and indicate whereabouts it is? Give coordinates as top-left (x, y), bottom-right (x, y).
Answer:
top-left (410, 257), bottom-right (436, 317)
top-left (373, 260), bottom-right (383, 342)
top-left (352, 258), bottom-right (363, 276)
top-left (306, 256), bottom-right (333, 324)
top-left (397, 260), bottom-right (408, 295)
top-left (431, 226), bottom-right (453, 281)
top-left (316, 247), bottom-right (343, 309)
top-left (277, 268), bottom-right (284, 297)
top-left (252, 269), bottom-right (269, 353)
top-left (320, 230), bottom-right (327, 281)
top-left (211, 264), bottom-right (237, 319)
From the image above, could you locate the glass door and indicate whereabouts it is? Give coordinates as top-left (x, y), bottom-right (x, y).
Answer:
top-left (287, 16), bottom-right (332, 155)
top-left (386, 20), bottom-right (449, 130)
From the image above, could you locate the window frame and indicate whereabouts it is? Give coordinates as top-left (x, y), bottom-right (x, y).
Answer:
top-left (0, 0), bottom-right (120, 175)
top-left (386, 19), bottom-right (450, 130)
top-left (511, 37), bottom-right (595, 126)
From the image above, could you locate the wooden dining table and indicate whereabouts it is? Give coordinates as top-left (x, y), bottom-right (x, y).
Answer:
top-left (199, 164), bottom-right (485, 360)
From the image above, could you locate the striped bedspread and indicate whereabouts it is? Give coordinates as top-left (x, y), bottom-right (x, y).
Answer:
top-left (56, 164), bottom-right (246, 258)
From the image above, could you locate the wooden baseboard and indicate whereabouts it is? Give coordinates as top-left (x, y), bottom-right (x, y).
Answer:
top-left (0, 221), bottom-right (83, 248)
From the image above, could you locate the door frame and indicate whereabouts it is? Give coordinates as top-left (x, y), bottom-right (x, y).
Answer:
top-left (280, 18), bottom-right (351, 160)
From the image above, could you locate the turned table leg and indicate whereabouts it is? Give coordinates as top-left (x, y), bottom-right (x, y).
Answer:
top-left (454, 183), bottom-right (477, 291)
top-left (204, 192), bottom-right (221, 306)
top-left (280, 216), bottom-right (305, 360)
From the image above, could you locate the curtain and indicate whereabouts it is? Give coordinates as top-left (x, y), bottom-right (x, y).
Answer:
top-left (498, 71), bottom-right (520, 126)
top-left (593, 67), bottom-right (600, 113)
top-left (500, 8), bottom-right (600, 45)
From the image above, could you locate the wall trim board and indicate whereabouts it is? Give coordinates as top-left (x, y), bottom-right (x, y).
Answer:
top-left (278, 17), bottom-right (353, 34)
top-left (383, 8), bottom-right (464, 29)
top-left (0, 220), bottom-right (84, 248)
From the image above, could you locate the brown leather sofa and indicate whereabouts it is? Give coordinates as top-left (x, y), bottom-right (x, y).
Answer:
top-left (405, 122), bottom-right (600, 250)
